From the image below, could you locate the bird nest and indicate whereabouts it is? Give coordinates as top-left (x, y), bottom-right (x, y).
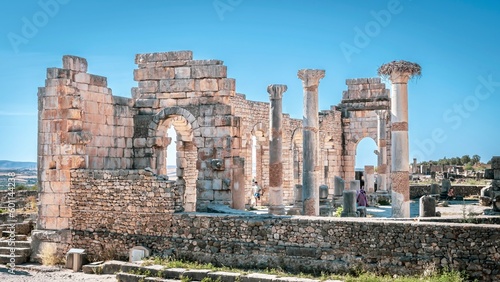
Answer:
top-left (377, 60), bottom-right (421, 79)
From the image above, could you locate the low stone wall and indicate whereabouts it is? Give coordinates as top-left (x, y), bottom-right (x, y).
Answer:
top-left (0, 213), bottom-right (36, 224)
top-left (61, 171), bottom-right (500, 281)
top-left (0, 190), bottom-right (38, 209)
top-left (68, 169), bottom-right (184, 233)
top-left (410, 185), bottom-right (484, 199)
top-left (68, 213), bottom-right (500, 281)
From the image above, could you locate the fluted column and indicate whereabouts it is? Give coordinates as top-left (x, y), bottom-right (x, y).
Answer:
top-left (267, 84), bottom-right (287, 215)
top-left (376, 110), bottom-right (388, 192)
top-left (297, 69), bottom-right (325, 216)
top-left (389, 72), bottom-right (411, 217)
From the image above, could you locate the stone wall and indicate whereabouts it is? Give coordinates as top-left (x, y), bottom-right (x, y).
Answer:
top-left (0, 190), bottom-right (38, 209)
top-left (37, 51), bottom-right (397, 219)
top-left (68, 169), bottom-right (183, 233)
top-left (231, 94), bottom-right (271, 205)
top-left (67, 210), bottom-right (500, 281)
top-left (132, 51), bottom-right (243, 211)
top-left (38, 55), bottom-right (138, 229)
top-left (338, 78), bottom-right (391, 184)
top-left (410, 185), bottom-right (484, 199)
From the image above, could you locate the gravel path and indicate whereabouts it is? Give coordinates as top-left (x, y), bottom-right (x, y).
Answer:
top-left (0, 265), bottom-right (116, 282)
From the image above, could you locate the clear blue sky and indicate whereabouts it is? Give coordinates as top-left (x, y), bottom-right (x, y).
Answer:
top-left (1, 0), bottom-right (499, 169)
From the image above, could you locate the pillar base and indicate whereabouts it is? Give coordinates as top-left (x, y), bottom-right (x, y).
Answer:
top-left (391, 191), bottom-right (410, 218)
top-left (286, 207), bottom-right (302, 215)
top-left (268, 205), bottom-right (286, 215)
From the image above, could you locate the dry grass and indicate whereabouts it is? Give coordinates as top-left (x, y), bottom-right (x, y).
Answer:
top-left (25, 195), bottom-right (38, 212)
top-left (38, 243), bottom-right (63, 266)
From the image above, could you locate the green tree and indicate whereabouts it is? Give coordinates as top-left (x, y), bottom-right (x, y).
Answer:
top-left (461, 155), bottom-right (471, 165)
top-left (472, 154), bottom-right (481, 164)
top-left (438, 157), bottom-right (449, 165)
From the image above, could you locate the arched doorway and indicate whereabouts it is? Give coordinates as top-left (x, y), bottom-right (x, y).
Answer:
top-left (355, 137), bottom-right (378, 192)
top-left (148, 107), bottom-right (199, 212)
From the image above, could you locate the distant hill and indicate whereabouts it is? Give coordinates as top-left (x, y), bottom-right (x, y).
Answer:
top-left (0, 160), bottom-right (37, 170)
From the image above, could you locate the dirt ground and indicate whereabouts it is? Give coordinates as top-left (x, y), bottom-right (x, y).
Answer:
top-left (0, 264), bottom-right (116, 282)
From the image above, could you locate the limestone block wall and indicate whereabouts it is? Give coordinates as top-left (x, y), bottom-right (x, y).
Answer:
top-left (318, 108), bottom-right (343, 195)
top-left (231, 94), bottom-right (271, 205)
top-left (131, 51), bottom-right (242, 211)
top-left (37, 51), bottom-right (396, 225)
top-left (68, 212), bottom-right (500, 281)
top-left (342, 110), bottom-right (378, 181)
top-left (38, 55), bottom-right (135, 230)
top-left (82, 93), bottom-right (135, 170)
top-left (339, 78), bottom-right (391, 183)
top-left (282, 115), bottom-right (303, 204)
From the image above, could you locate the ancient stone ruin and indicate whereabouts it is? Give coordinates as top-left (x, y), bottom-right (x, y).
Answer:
top-left (480, 156), bottom-right (500, 212)
top-left (34, 51), bottom-right (500, 281)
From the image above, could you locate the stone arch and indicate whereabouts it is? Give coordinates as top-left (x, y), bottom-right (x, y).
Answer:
top-left (148, 106), bottom-right (199, 138)
top-left (148, 106), bottom-right (199, 212)
top-left (343, 119), bottom-right (378, 182)
top-left (354, 136), bottom-right (378, 169)
top-left (338, 78), bottom-right (391, 183)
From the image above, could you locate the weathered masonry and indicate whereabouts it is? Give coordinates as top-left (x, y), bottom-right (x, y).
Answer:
top-left (35, 51), bottom-right (499, 281)
top-left (37, 51), bottom-right (394, 229)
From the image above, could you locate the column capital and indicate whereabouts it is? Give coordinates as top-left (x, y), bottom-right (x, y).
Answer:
top-left (376, 109), bottom-right (388, 119)
top-left (297, 69), bottom-right (325, 87)
top-left (377, 60), bottom-right (421, 84)
top-left (267, 84), bottom-right (287, 100)
top-left (389, 72), bottom-right (411, 84)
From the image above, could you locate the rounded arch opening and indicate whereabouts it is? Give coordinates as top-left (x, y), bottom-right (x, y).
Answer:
top-left (150, 107), bottom-right (199, 212)
top-left (355, 137), bottom-right (378, 186)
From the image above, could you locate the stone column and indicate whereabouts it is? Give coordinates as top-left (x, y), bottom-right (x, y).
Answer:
top-left (376, 110), bottom-right (388, 192)
top-left (267, 84), bottom-right (287, 215)
top-left (350, 180), bottom-right (360, 191)
top-left (364, 165), bottom-right (375, 193)
top-left (231, 157), bottom-right (245, 210)
top-left (298, 69), bottom-right (325, 216)
top-left (334, 176), bottom-right (345, 197)
top-left (341, 190), bottom-right (358, 217)
top-left (389, 72), bottom-right (411, 217)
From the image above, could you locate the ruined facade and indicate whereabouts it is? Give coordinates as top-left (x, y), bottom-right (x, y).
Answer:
top-left (35, 51), bottom-right (500, 281)
top-left (38, 51), bottom-right (393, 230)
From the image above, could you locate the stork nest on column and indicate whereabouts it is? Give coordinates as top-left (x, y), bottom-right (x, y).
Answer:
top-left (377, 60), bottom-right (422, 79)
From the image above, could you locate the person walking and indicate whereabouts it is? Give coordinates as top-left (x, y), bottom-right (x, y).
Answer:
top-left (252, 181), bottom-right (262, 207)
top-left (357, 187), bottom-right (368, 217)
